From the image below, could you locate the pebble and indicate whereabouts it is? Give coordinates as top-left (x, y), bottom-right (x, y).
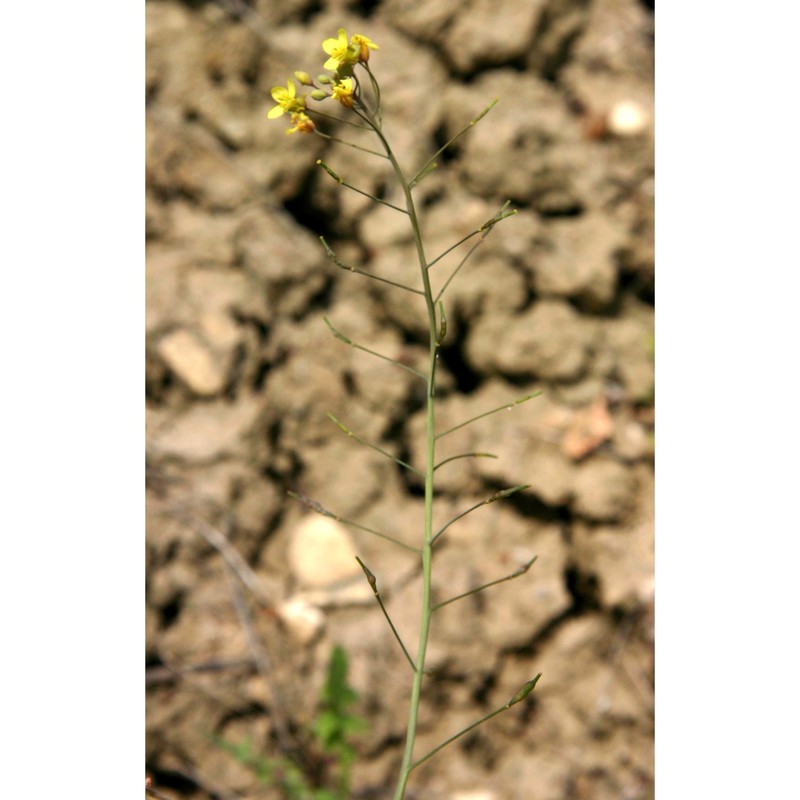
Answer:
top-left (287, 516), bottom-right (361, 589)
top-left (277, 597), bottom-right (326, 645)
top-left (607, 100), bottom-right (649, 137)
top-left (157, 328), bottom-right (227, 395)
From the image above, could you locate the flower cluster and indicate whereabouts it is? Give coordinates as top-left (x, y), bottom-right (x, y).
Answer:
top-left (268, 28), bottom-right (378, 134)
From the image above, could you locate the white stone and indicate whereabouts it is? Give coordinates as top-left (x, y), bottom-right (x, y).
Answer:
top-left (287, 516), bottom-right (361, 588)
top-left (277, 597), bottom-right (325, 644)
top-left (157, 328), bottom-right (226, 395)
top-left (607, 100), bottom-right (649, 137)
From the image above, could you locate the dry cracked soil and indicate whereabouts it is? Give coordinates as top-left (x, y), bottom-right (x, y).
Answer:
top-left (146, 1), bottom-right (654, 798)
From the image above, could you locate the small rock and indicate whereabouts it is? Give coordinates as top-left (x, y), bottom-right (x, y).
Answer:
top-left (288, 516), bottom-right (360, 589)
top-left (607, 100), bottom-right (649, 137)
top-left (157, 328), bottom-right (228, 396)
top-left (277, 597), bottom-right (325, 644)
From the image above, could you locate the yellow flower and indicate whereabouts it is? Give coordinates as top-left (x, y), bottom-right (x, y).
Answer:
top-left (268, 79), bottom-right (306, 119)
top-left (331, 78), bottom-right (355, 108)
top-left (286, 112), bottom-right (316, 135)
top-left (351, 34), bottom-right (378, 63)
top-left (322, 28), bottom-right (360, 71)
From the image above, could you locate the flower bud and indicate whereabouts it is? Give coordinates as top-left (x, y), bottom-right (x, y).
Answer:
top-left (317, 74), bottom-right (331, 85)
top-left (310, 89), bottom-right (328, 101)
top-left (296, 116), bottom-right (316, 133)
top-left (293, 71), bottom-right (314, 86)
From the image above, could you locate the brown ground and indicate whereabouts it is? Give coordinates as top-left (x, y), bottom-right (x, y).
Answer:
top-left (146, 1), bottom-right (654, 798)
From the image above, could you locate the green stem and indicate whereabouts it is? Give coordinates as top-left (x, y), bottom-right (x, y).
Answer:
top-left (358, 104), bottom-right (439, 800)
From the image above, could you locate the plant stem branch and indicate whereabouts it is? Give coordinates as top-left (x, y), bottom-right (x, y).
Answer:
top-left (431, 485), bottom-right (531, 545)
top-left (435, 391), bottom-right (541, 440)
top-left (409, 674), bottom-right (541, 771)
top-left (433, 451), bottom-right (498, 471)
top-left (356, 102), bottom-right (440, 800)
top-left (287, 491), bottom-right (421, 554)
top-left (312, 128), bottom-right (389, 158)
top-left (324, 317), bottom-right (426, 380)
top-left (328, 413), bottom-right (424, 477)
top-left (432, 556), bottom-right (537, 611)
top-left (319, 236), bottom-right (424, 295)
top-left (316, 160), bottom-right (408, 213)
top-left (356, 557), bottom-right (417, 672)
top-left (409, 99), bottom-right (498, 188)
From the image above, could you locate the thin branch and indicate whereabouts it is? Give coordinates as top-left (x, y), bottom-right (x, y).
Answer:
top-left (316, 160), bottom-right (409, 213)
top-left (319, 236), bottom-right (424, 295)
top-left (409, 99), bottom-right (499, 189)
top-left (432, 556), bottom-right (538, 612)
top-left (431, 485), bottom-right (531, 545)
top-left (434, 239), bottom-right (484, 304)
top-left (288, 491), bottom-right (421, 554)
top-left (184, 514), bottom-right (262, 595)
top-left (364, 62), bottom-right (382, 124)
top-left (426, 228), bottom-right (484, 271)
top-left (328, 413), bottom-right (424, 477)
top-left (352, 71), bottom-right (378, 124)
top-left (435, 391), bottom-right (541, 440)
top-left (146, 658), bottom-right (256, 687)
top-left (324, 317), bottom-right (426, 380)
top-left (433, 452), bottom-right (498, 471)
top-left (356, 557), bottom-right (417, 672)
top-left (433, 203), bottom-right (518, 304)
top-left (224, 564), bottom-right (294, 755)
top-left (426, 203), bottom-right (516, 272)
top-left (350, 103), bottom-right (376, 131)
top-left (307, 107), bottom-right (372, 130)
top-left (410, 675), bottom-right (542, 771)
top-left (312, 128), bottom-right (389, 159)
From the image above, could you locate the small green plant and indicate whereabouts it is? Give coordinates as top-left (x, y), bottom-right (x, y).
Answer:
top-left (216, 645), bottom-right (367, 800)
top-left (312, 644), bottom-right (368, 798)
top-left (271, 28), bottom-right (542, 800)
